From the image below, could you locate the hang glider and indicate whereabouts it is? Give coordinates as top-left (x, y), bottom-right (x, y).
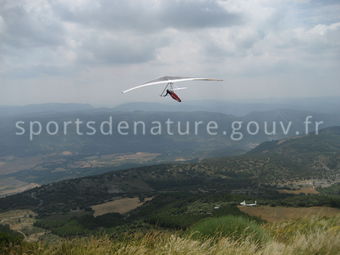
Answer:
top-left (121, 76), bottom-right (223, 103)
top-left (240, 200), bottom-right (257, 207)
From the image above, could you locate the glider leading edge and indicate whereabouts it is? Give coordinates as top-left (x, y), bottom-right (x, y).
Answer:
top-left (122, 76), bottom-right (223, 103)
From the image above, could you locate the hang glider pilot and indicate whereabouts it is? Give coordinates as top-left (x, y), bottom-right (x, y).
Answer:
top-left (164, 89), bottom-right (182, 102)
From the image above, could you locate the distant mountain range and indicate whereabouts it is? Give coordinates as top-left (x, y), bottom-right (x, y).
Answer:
top-left (1, 97), bottom-right (340, 116)
top-left (112, 97), bottom-right (340, 115)
top-left (0, 103), bottom-right (93, 117)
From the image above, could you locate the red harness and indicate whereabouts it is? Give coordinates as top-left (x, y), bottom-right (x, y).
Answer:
top-left (167, 90), bottom-right (182, 102)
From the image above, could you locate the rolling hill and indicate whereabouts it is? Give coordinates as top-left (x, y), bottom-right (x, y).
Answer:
top-left (0, 126), bottom-right (339, 216)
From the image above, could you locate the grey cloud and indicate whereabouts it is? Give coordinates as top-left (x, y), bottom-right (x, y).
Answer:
top-left (53, 0), bottom-right (161, 32)
top-left (289, 0), bottom-right (340, 26)
top-left (0, 0), bottom-right (168, 76)
top-left (0, 1), bottom-right (64, 49)
top-left (1, 0), bottom-right (339, 96)
top-left (0, 0), bottom-right (69, 77)
top-left (3, 64), bottom-right (77, 79)
top-left (54, 0), bottom-right (242, 32)
top-left (202, 30), bottom-right (266, 61)
top-left (310, 0), bottom-right (340, 6)
top-left (76, 32), bottom-right (167, 65)
top-left (161, 0), bottom-right (242, 29)
top-left (1, 0), bottom-right (243, 78)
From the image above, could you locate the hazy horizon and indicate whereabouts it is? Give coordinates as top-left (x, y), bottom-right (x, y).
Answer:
top-left (0, 95), bottom-right (340, 109)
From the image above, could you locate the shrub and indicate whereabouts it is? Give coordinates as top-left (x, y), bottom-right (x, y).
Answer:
top-left (0, 224), bottom-right (24, 254)
top-left (147, 213), bottom-right (204, 229)
top-left (188, 215), bottom-right (270, 244)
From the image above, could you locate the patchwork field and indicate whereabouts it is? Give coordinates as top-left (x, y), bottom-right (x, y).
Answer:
top-left (238, 206), bottom-right (340, 222)
top-left (70, 152), bottom-right (161, 168)
top-left (0, 156), bottom-right (44, 175)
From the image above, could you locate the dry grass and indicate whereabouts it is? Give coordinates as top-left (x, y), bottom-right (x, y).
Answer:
top-left (238, 206), bottom-right (340, 222)
top-left (4, 216), bottom-right (339, 255)
top-left (17, 228), bottom-right (340, 255)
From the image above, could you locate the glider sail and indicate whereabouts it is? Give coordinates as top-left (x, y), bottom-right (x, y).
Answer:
top-left (121, 76), bottom-right (223, 94)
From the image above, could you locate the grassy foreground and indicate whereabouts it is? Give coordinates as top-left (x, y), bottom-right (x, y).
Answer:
top-left (1, 216), bottom-right (340, 255)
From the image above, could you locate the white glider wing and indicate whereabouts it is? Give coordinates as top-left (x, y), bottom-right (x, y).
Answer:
top-left (122, 76), bottom-right (223, 94)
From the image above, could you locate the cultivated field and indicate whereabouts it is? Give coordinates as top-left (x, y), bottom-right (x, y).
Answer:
top-left (91, 197), bottom-right (153, 216)
top-left (238, 206), bottom-right (340, 222)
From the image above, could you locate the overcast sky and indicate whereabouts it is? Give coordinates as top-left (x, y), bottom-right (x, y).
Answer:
top-left (0, 0), bottom-right (339, 106)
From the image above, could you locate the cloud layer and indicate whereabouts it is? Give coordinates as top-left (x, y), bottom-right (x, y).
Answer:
top-left (0, 0), bottom-right (340, 105)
